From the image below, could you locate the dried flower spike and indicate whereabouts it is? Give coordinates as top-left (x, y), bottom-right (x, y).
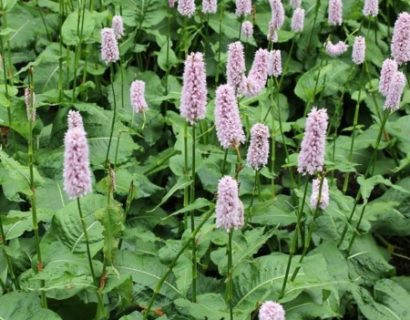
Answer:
top-left (298, 107), bottom-right (328, 175)
top-left (180, 52), bottom-right (208, 124)
top-left (24, 87), bottom-right (36, 122)
top-left (216, 176), bottom-right (244, 231)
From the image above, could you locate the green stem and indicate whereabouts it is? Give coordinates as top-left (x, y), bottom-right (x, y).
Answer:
top-left (105, 63), bottom-right (117, 167)
top-left (190, 124), bottom-right (197, 302)
top-left (215, 1), bottom-right (224, 84)
top-left (306, 0), bottom-right (321, 53)
top-left (0, 35), bottom-right (11, 129)
top-left (71, 0), bottom-right (86, 102)
top-left (143, 209), bottom-right (214, 320)
top-left (247, 170), bottom-right (259, 221)
top-left (227, 230), bottom-right (234, 320)
top-left (58, 0), bottom-right (64, 102)
top-left (221, 149), bottom-right (229, 175)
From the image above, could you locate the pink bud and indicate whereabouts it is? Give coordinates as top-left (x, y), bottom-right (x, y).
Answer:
top-left (202, 0), bottom-right (217, 14)
top-left (112, 16), bottom-right (124, 39)
top-left (268, 50), bottom-right (282, 78)
top-left (391, 12), bottom-right (410, 65)
top-left (384, 71), bottom-right (406, 111)
top-left (241, 21), bottom-right (254, 38)
top-left (246, 123), bottom-right (270, 170)
top-left (180, 52), bottom-right (208, 124)
top-left (379, 59), bottom-right (398, 97)
top-left (227, 41), bottom-right (246, 93)
top-left (291, 7), bottom-right (305, 32)
top-left (363, 0), bottom-right (378, 17)
top-left (298, 107), bottom-right (328, 175)
top-left (216, 176), bottom-right (244, 231)
top-left (235, 0), bottom-right (252, 17)
top-left (130, 80), bottom-right (148, 113)
top-left (24, 87), bottom-right (36, 122)
top-left (215, 84), bottom-right (245, 149)
top-left (101, 28), bottom-right (119, 64)
top-left (310, 177), bottom-right (329, 209)
top-left (178, 0), bottom-right (196, 17)
top-left (258, 301), bottom-right (285, 320)
top-left (325, 40), bottom-right (348, 57)
top-left (64, 111), bottom-right (92, 199)
top-left (328, 0), bottom-right (343, 26)
top-left (352, 36), bottom-right (366, 65)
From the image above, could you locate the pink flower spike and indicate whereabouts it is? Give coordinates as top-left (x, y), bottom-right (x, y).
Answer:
top-left (178, 0), bottom-right (196, 17)
top-left (101, 28), bottom-right (119, 64)
top-left (267, 22), bottom-right (278, 42)
top-left (24, 87), bottom-right (36, 122)
top-left (291, 7), bottom-right (305, 33)
top-left (379, 59), bottom-right (398, 97)
top-left (67, 110), bottom-right (84, 130)
top-left (328, 0), bottom-right (343, 26)
top-left (112, 16), bottom-right (124, 39)
top-left (246, 123), bottom-right (270, 170)
top-left (215, 84), bottom-right (245, 149)
top-left (363, 0), bottom-right (378, 17)
top-left (216, 176), bottom-right (244, 231)
top-left (242, 48), bottom-right (270, 97)
top-left (325, 40), bottom-right (348, 57)
top-left (241, 21), bottom-right (254, 38)
top-left (235, 0), bottom-right (252, 17)
top-left (391, 12), bottom-right (410, 65)
top-left (384, 71), bottom-right (406, 111)
top-left (298, 107), bottom-right (328, 175)
top-left (259, 301), bottom-right (285, 320)
top-left (227, 42), bottom-right (246, 93)
top-left (310, 177), bottom-right (329, 210)
top-left (289, 0), bottom-right (301, 9)
top-left (130, 80), bottom-right (148, 113)
top-left (268, 50), bottom-right (282, 78)
top-left (352, 36), bottom-right (366, 65)
top-left (202, 0), bottom-right (217, 14)
top-left (64, 112), bottom-right (92, 199)
top-left (180, 52), bottom-right (208, 124)
top-left (269, 0), bottom-right (285, 30)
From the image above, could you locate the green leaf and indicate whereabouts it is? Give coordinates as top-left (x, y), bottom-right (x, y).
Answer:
top-left (374, 279), bottom-right (410, 320)
top-left (61, 10), bottom-right (95, 46)
top-left (174, 293), bottom-right (229, 320)
top-left (357, 175), bottom-right (409, 203)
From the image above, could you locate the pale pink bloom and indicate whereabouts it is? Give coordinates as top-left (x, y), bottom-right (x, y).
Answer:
top-left (227, 41), bottom-right (246, 93)
top-left (310, 177), bottom-right (329, 210)
top-left (112, 16), bottom-right (124, 39)
top-left (68, 109), bottom-right (84, 130)
top-left (101, 28), bottom-right (119, 64)
top-left (130, 80), bottom-right (148, 113)
top-left (242, 48), bottom-right (270, 96)
top-left (325, 40), bottom-right (348, 57)
top-left (298, 107), bottom-right (328, 175)
top-left (235, 0), bottom-right (252, 17)
top-left (363, 0), bottom-right (378, 17)
top-left (241, 21), bottom-right (254, 38)
top-left (267, 22), bottom-right (278, 42)
top-left (169, 0), bottom-right (177, 8)
top-left (64, 111), bottom-right (92, 199)
top-left (180, 52), bottom-right (208, 124)
top-left (202, 0), bottom-right (217, 14)
top-left (391, 12), bottom-right (410, 65)
top-left (24, 87), bottom-right (36, 122)
top-left (269, 0), bottom-right (285, 30)
top-left (379, 59), bottom-right (398, 96)
top-left (328, 0), bottom-right (343, 26)
top-left (352, 36), bottom-right (366, 65)
top-left (215, 84), bottom-right (245, 149)
top-left (291, 7), bottom-right (305, 32)
top-left (268, 50), bottom-right (282, 78)
top-left (384, 71), bottom-right (406, 111)
top-left (259, 301), bottom-right (285, 320)
top-left (216, 176), bottom-right (244, 231)
top-left (290, 0), bottom-right (301, 9)
top-left (178, 0), bottom-right (196, 17)
top-left (246, 123), bottom-right (270, 170)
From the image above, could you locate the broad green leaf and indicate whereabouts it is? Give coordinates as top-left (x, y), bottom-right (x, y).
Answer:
top-left (374, 279), bottom-right (410, 320)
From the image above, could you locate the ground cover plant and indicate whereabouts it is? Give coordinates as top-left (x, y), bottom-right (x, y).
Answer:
top-left (1, 0), bottom-right (410, 319)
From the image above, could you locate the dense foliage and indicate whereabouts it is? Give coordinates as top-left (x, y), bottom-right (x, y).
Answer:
top-left (1, 0), bottom-right (410, 319)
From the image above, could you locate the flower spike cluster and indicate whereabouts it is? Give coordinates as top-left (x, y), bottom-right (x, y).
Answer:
top-left (215, 176), bottom-right (244, 231)
top-left (352, 36), bottom-right (366, 65)
top-left (325, 40), bottom-right (348, 57)
top-left (63, 110), bottom-right (92, 199)
top-left (178, 0), bottom-right (196, 17)
top-left (298, 107), bottom-right (328, 175)
top-left (241, 21), bottom-right (254, 38)
top-left (363, 0), bottom-right (378, 17)
top-left (384, 71), bottom-right (406, 111)
top-left (291, 8), bottom-right (305, 33)
top-left (269, 0), bottom-right (285, 30)
top-left (328, 0), bottom-right (343, 26)
top-left (101, 28), bottom-right (120, 64)
top-left (112, 16), bottom-right (124, 39)
top-left (227, 42), bottom-right (246, 93)
top-left (268, 50), bottom-right (282, 78)
top-left (130, 80), bottom-right (148, 113)
top-left (235, 0), bottom-right (252, 17)
top-left (246, 123), bottom-right (270, 171)
top-left (215, 84), bottom-right (245, 149)
top-left (310, 177), bottom-right (330, 210)
top-left (391, 12), bottom-right (410, 65)
top-left (258, 301), bottom-right (286, 320)
top-left (242, 49), bottom-right (270, 97)
top-left (180, 52), bottom-right (208, 124)
top-left (379, 59), bottom-right (398, 97)
top-left (202, 0), bottom-right (217, 14)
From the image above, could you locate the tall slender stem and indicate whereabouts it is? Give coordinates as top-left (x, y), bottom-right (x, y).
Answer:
top-left (58, 0), bottom-right (64, 102)
top-left (190, 124), bottom-right (197, 302)
top-left (247, 170), bottom-right (259, 221)
top-left (71, 0), bottom-right (86, 102)
top-left (215, 0), bottom-right (224, 83)
top-left (105, 63), bottom-right (117, 167)
top-left (227, 230), bottom-right (234, 320)
top-left (0, 36), bottom-right (11, 129)
top-left (221, 149), bottom-right (229, 175)
top-left (143, 209), bottom-right (214, 320)
top-left (306, 0), bottom-right (321, 53)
